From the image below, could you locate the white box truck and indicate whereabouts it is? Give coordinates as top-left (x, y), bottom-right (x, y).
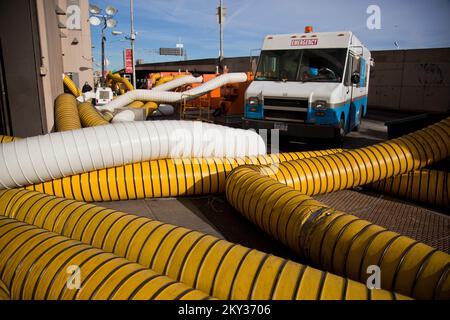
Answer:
top-left (243, 27), bottom-right (373, 141)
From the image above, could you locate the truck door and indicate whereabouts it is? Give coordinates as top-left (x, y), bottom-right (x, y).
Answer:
top-left (344, 49), bottom-right (363, 130)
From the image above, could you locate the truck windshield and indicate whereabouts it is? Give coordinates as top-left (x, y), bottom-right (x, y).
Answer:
top-left (255, 48), bottom-right (348, 83)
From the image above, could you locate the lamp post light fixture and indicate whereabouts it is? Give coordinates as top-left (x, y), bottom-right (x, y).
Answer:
top-left (89, 4), bottom-right (118, 86)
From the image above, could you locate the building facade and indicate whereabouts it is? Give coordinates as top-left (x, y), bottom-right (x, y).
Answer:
top-left (0, 0), bottom-right (93, 137)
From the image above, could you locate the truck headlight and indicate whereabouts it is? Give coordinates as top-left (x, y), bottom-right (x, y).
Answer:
top-left (247, 97), bottom-right (260, 106)
top-left (313, 100), bottom-right (328, 110)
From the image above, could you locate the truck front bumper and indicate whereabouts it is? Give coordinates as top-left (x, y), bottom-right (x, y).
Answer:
top-left (243, 119), bottom-right (339, 139)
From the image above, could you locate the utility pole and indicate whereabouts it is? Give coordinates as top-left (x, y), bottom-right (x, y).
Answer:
top-left (217, 0), bottom-right (226, 70)
top-left (101, 21), bottom-right (107, 86)
top-left (130, 0), bottom-right (137, 89)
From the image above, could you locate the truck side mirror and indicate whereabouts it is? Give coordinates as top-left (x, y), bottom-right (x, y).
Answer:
top-left (351, 72), bottom-right (360, 85)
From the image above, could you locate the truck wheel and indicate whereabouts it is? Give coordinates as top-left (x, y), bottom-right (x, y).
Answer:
top-left (353, 106), bottom-right (363, 132)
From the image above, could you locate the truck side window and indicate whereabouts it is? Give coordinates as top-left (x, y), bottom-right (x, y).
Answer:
top-left (345, 53), bottom-right (361, 87)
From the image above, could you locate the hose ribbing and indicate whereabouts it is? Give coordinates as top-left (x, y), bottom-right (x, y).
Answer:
top-left (0, 189), bottom-right (407, 300)
top-left (143, 102), bottom-right (158, 117)
top-left (0, 215), bottom-right (212, 300)
top-left (78, 102), bottom-right (110, 128)
top-left (224, 118), bottom-right (450, 300)
top-left (259, 118), bottom-right (450, 196)
top-left (103, 73), bottom-right (247, 111)
top-left (0, 135), bottom-right (18, 143)
top-left (127, 101), bottom-right (145, 109)
top-left (24, 150), bottom-right (341, 202)
top-left (0, 279), bottom-right (9, 300)
top-left (63, 75), bottom-right (81, 97)
top-left (100, 110), bottom-right (114, 122)
top-left (152, 75), bottom-right (203, 92)
top-left (0, 120), bottom-right (266, 189)
top-left (107, 73), bottom-right (134, 92)
top-left (54, 94), bottom-right (82, 132)
top-left (155, 76), bottom-right (174, 87)
top-left (369, 169), bottom-right (449, 210)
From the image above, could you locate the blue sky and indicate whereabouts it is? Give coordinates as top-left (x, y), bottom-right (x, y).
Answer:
top-left (90, 0), bottom-right (450, 72)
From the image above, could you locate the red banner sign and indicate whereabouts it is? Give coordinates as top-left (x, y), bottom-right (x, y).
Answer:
top-left (124, 49), bottom-right (133, 74)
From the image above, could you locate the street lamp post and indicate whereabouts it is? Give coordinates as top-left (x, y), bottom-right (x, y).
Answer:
top-left (130, 0), bottom-right (137, 89)
top-left (110, 1), bottom-right (137, 89)
top-left (89, 4), bottom-right (118, 86)
top-left (216, 0), bottom-right (227, 71)
top-left (101, 22), bottom-right (107, 85)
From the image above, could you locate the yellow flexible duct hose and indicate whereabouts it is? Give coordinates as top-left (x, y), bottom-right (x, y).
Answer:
top-left (54, 94), bottom-right (82, 132)
top-left (369, 169), bottom-right (449, 210)
top-left (100, 110), bottom-right (114, 123)
top-left (126, 101), bottom-right (145, 109)
top-left (63, 75), bottom-right (81, 97)
top-left (0, 189), bottom-right (407, 300)
top-left (0, 215), bottom-right (212, 300)
top-left (225, 166), bottom-right (450, 300)
top-left (107, 73), bottom-right (134, 92)
top-left (155, 76), bottom-right (174, 87)
top-left (0, 135), bottom-right (18, 143)
top-left (23, 150), bottom-right (341, 202)
top-left (151, 73), bottom-right (161, 85)
top-left (143, 101), bottom-right (158, 117)
top-left (0, 279), bottom-right (10, 300)
top-left (256, 118), bottom-right (450, 196)
top-left (121, 78), bottom-right (134, 92)
top-left (225, 118), bottom-right (450, 300)
top-left (78, 102), bottom-right (110, 128)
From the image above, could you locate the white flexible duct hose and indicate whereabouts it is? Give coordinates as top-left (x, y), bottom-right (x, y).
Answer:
top-left (102, 73), bottom-right (247, 111)
top-left (111, 110), bottom-right (136, 123)
top-left (153, 104), bottom-right (175, 117)
top-left (0, 120), bottom-right (266, 189)
top-left (152, 75), bottom-right (203, 92)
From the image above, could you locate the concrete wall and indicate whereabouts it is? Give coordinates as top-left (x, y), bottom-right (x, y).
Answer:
top-left (369, 48), bottom-right (450, 113)
top-left (0, 0), bottom-right (94, 135)
top-left (36, 0), bottom-right (65, 132)
top-left (58, 0), bottom-right (94, 88)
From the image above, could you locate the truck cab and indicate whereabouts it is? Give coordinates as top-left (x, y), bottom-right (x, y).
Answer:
top-left (243, 29), bottom-right (373, 141)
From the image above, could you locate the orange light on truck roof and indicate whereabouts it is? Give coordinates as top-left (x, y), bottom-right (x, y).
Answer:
top-left (304, 26), bottom-right (313, 33)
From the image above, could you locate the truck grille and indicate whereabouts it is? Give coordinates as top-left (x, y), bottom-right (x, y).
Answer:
top-left (263, 98), bottom-right (308, 122)
top-left (264, 98), bottom-right (309, 109)
top-left (264, 109), bottom-right (308, 122)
